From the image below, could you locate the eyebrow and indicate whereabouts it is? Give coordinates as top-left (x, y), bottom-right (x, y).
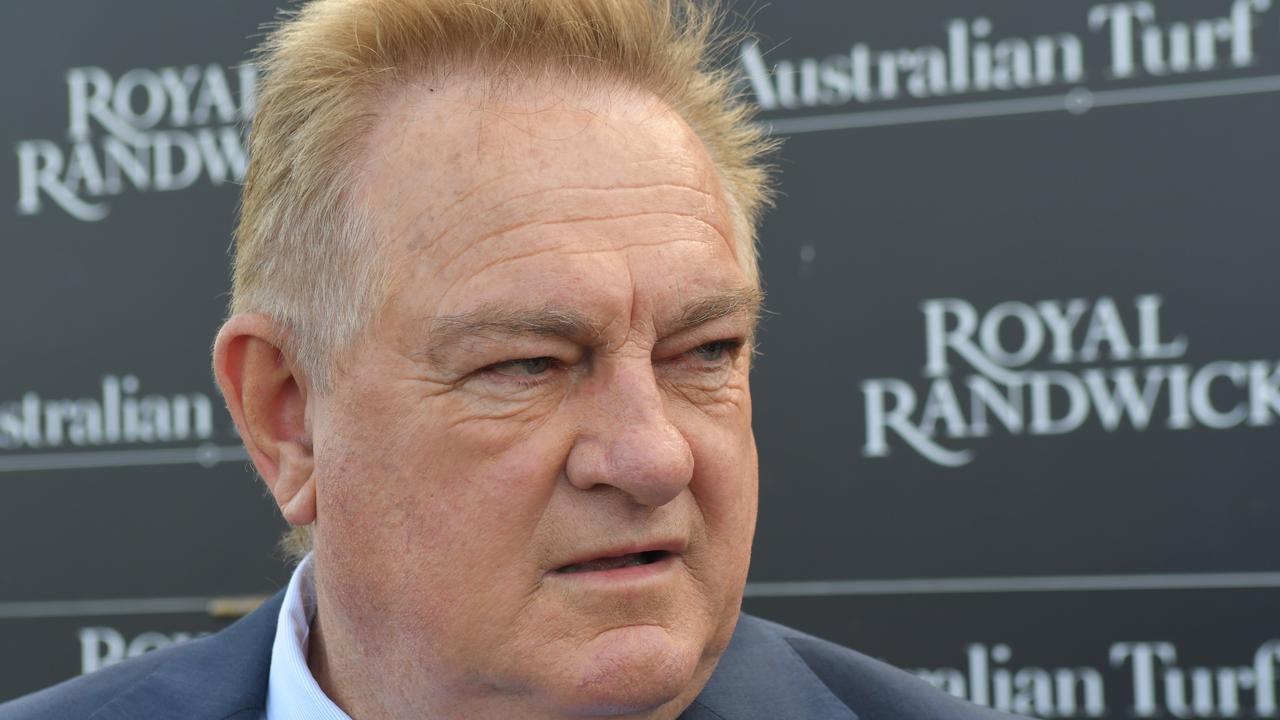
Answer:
top-left (421, 307), bottom-right (603, 364)
top-left (668, 285), bottom-right (764, 336)
top-left (419, 285), bottom-right (763, 364)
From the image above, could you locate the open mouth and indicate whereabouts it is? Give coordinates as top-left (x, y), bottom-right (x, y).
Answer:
top-left (554, 550), bottom-right (672, 575)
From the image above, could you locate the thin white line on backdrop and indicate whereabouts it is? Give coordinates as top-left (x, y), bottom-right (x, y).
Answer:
top-left (743, 571), bottom-right (1280, 598)
top-left (0, 445), bottom-right (250, 473)
top-left (764, 73), bottom-right (1280, 135)
top-left (4, 572), bottom-right (1280, 619)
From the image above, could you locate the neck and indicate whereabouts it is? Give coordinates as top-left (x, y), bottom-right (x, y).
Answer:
top-left (308, 605), bottom-right (389, 718)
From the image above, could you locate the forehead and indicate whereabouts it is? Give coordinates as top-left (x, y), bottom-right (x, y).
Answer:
top-left (352, 72), bottom-right (742, 316)
top-left (360, 72), bottom-right (726, 213)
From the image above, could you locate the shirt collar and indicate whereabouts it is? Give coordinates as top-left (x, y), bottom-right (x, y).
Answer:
top-left (265, 553), bottom-right (352, 720)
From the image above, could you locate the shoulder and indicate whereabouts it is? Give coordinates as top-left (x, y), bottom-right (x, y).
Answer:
top-left (0, 645), bottom-right (174, 720)
top-left (0, 592), bottom-right (283, 720)
top-left (728, 614), bottom-right (1022, 719)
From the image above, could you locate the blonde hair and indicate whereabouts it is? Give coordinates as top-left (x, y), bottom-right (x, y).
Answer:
top-left (230, 0), bottom-right (776, 558)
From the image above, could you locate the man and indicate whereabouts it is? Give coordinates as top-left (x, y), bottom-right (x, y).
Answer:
top-left (1, 1), bottom-right (1020, 718)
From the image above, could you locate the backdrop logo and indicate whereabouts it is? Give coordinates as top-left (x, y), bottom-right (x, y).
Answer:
top-left (912, 640), bottom-right (1280, 718)
top-left (15, 63), bottom-right (256, 222)
top-left (741, 0), bottom-right (1272, 112)
top-left (0, 375), bottom-right (215, 450)
top-left (79, 627), bottom-right (205, 674)
top-left (861, 295), bottom-right (1280, 467)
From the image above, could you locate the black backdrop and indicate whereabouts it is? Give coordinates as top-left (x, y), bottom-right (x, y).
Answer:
top-left (3, 2), bottom-right (1278, 717)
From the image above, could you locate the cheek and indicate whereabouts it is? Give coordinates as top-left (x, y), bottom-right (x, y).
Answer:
top-left (676, 405), bottom-right (757, 646)
top-left (312, 378), bottom-right (572, 577)
top-left (684, 401), bottom-right (758, 546)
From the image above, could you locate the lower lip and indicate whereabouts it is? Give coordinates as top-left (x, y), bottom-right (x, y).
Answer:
top-left (549, 553), bottom-right (678, 584)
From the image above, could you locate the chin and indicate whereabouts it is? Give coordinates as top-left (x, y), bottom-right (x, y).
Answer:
top-left (550, 625), bottom-right (703, 716)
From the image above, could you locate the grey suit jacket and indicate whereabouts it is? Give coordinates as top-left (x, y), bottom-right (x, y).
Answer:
top-left (0, 592), bottom-right (1018, 719)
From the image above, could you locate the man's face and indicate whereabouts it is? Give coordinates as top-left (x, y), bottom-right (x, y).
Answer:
top-left (306, 76), bottom-right (760, 719)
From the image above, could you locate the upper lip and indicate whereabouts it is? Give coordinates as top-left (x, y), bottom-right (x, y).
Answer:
top-left (550, 539), bottom-right (686, 573)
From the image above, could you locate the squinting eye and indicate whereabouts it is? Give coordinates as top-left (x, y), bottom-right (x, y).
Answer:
top-left (490, 357), bottom-right (554, 377)
top-left (691, 340), bottom-right (740, 363)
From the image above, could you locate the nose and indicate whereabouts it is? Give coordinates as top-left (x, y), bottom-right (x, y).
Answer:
top-left (564, 363), bottom-right (694, 507)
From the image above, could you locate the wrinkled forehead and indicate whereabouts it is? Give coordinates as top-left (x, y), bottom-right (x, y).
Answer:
top-left (352, 70), bottom-right (735, 265)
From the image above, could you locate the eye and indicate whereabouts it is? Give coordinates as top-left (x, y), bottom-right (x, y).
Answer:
top-left (488, 357), bottom-right (556, 377)
top-left (689, 340), bottom-right (742, 364)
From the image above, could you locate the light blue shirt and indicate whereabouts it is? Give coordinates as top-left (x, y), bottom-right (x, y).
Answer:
top-left (265, 553), bottom-right (352, 720)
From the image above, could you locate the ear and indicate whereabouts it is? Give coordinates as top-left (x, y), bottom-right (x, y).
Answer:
top-left (213, 314), bottom-right (316, 526)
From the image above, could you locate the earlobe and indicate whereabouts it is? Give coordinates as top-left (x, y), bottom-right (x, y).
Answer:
top-left (212, 315), bottom-right (318, 527)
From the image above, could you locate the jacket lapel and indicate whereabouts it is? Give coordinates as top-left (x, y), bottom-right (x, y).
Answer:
top-left (683, 614), bottom-right (859, 720)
